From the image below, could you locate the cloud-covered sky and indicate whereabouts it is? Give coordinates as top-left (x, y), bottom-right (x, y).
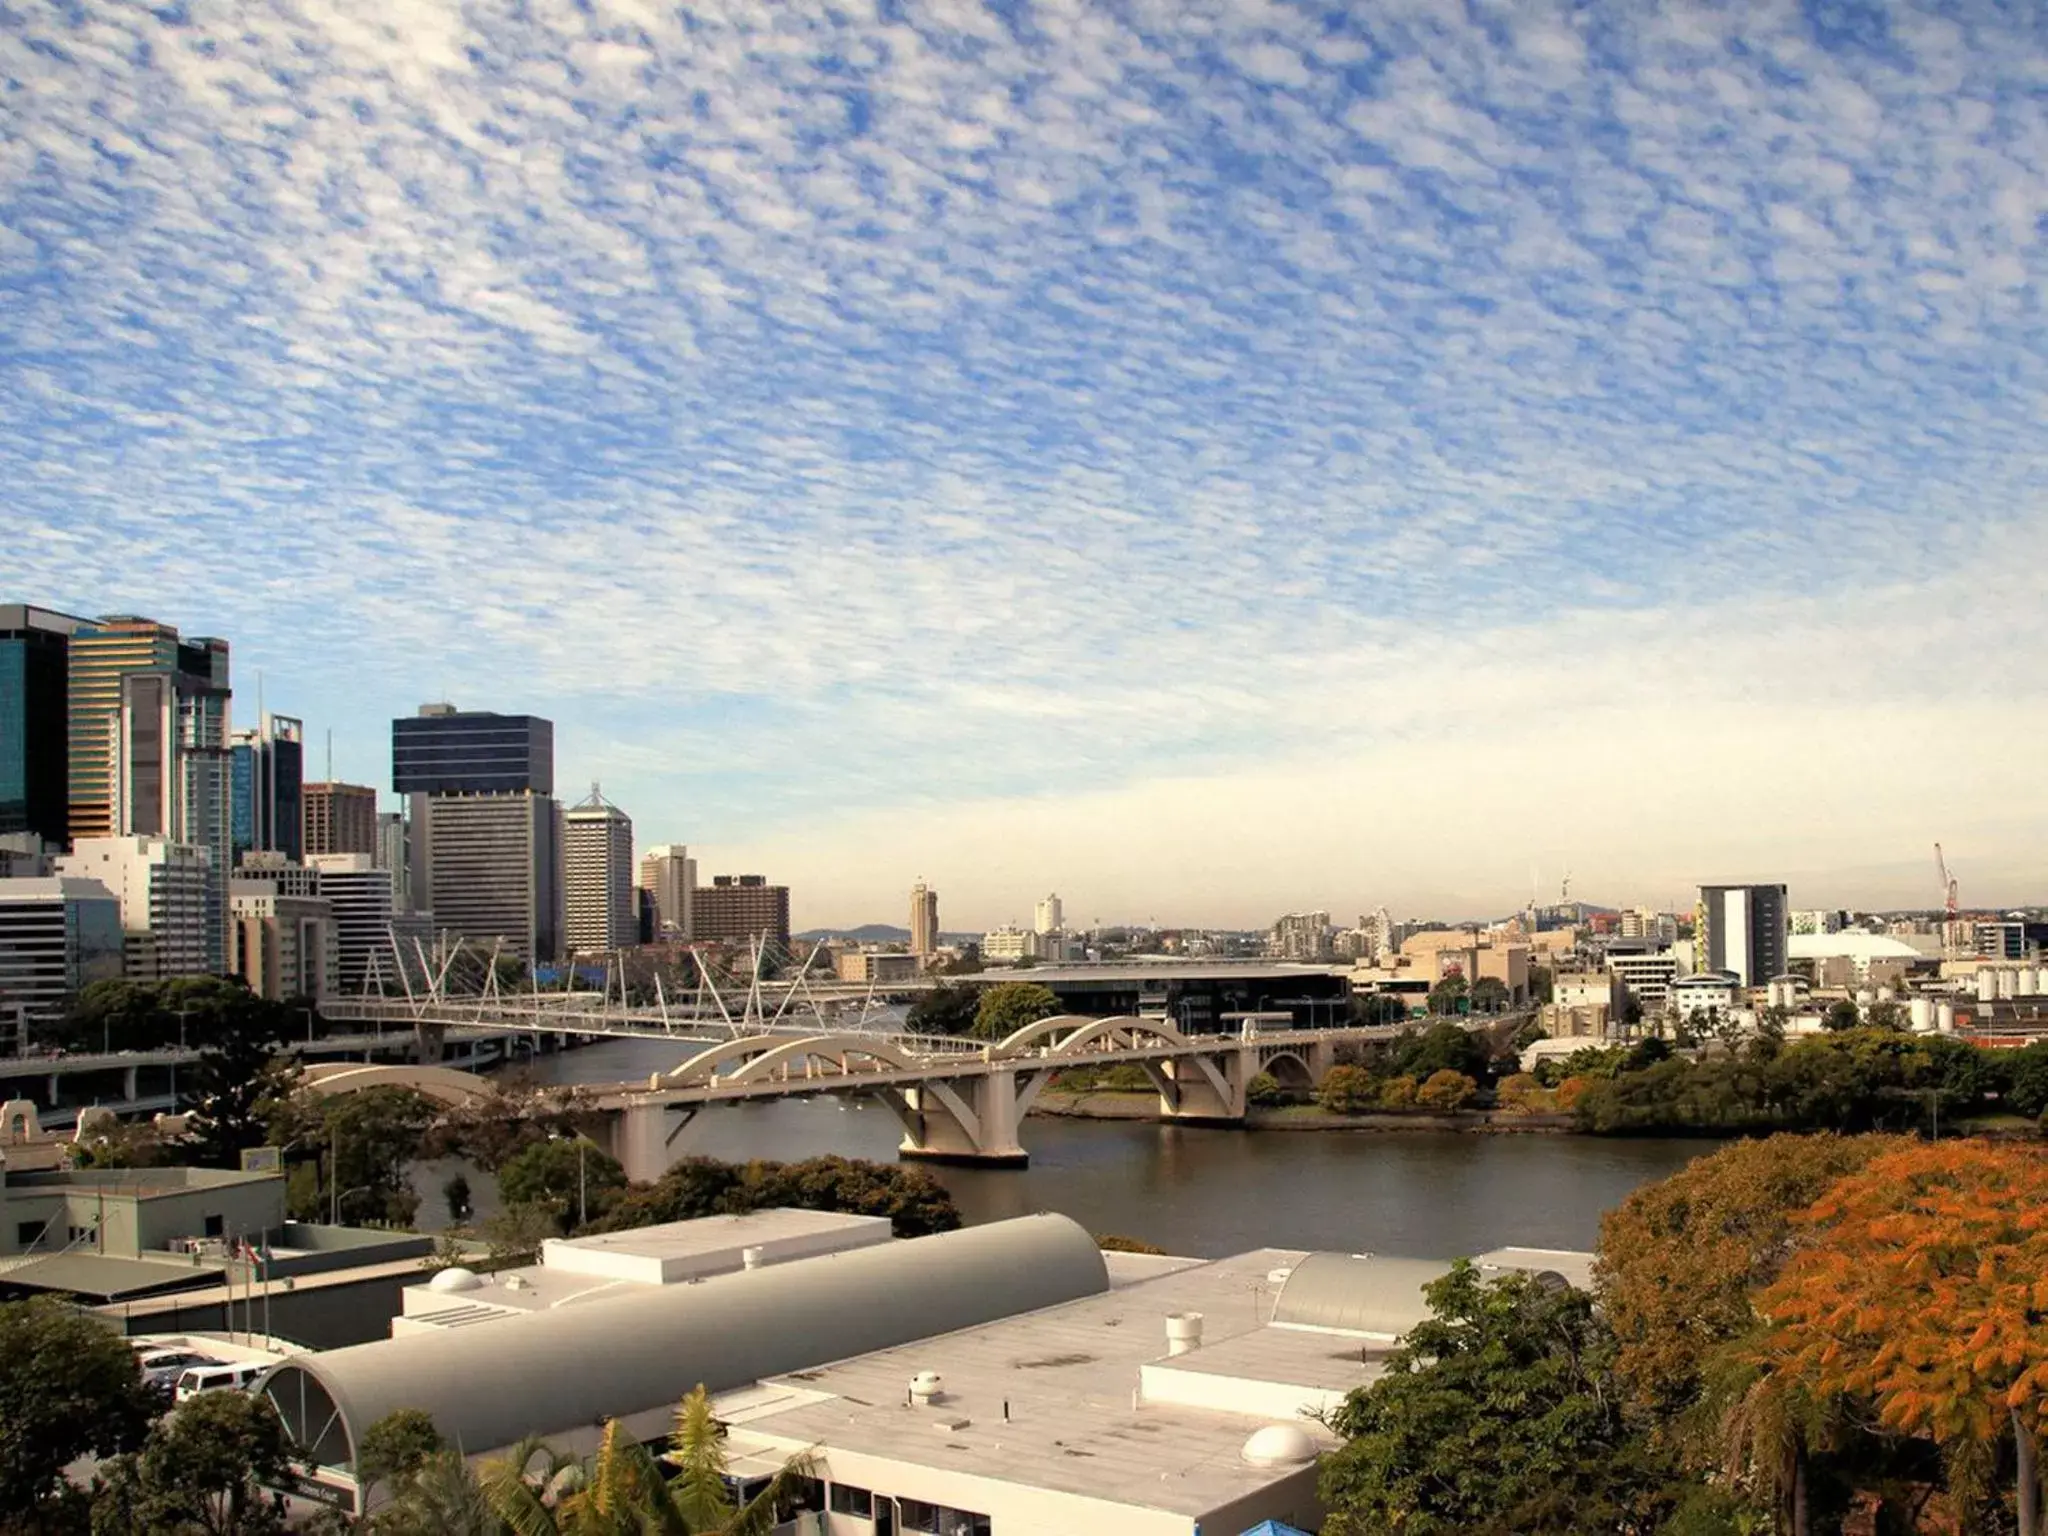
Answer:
top-left (7, 0), bottom-right (2048, 927)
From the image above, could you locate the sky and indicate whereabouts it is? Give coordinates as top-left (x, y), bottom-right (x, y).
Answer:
top-left (6, 0), bottom-right (2048, 929)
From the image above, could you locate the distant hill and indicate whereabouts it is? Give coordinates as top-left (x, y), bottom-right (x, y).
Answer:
top-left (794, 923), bottom-right (911, 943)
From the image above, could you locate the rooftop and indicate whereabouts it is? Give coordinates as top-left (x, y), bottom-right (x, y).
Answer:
top-left (735, 1248), bottom-right (1361, 1519)
top-left (959, 962), bottom-right (1350, 985)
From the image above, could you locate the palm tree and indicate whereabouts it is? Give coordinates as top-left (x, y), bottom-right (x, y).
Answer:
top-left (413, 1388), bottom-right (816, 1536)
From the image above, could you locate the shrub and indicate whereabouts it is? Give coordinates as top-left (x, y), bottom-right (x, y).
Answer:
top-left (1247, 1071), bottom-right (1287, 1107)
top-left (1417, 1069), bottom-right (1479, 1112)
top-left (1376, 1074), bottom-right (1419, 1109)
top-left (1317, 1064), bottom-right (1379, 1115)
top-left (1495, 1072), bottom-right (1551, 1114)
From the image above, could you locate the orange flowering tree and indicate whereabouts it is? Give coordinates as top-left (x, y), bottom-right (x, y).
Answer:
top-left (1757, 1142), bottom-right (2048, 1535)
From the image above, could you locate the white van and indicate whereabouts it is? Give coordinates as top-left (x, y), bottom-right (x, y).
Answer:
top-left (172, 1360), bottom-right (267, 1402)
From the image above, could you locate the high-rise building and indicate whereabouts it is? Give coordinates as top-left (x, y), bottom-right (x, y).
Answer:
top-left (307, 854), bottom-right (401, 995)
top-left (231, 714), bottom-right (304, 863)
top-left (563, 787), bottom-right (635, 954)
top-left (910, 881), bottom-right (939, 959)
top-left (1034, 893), bottom-right (1063, 940)
top-left (374, 811), bottom-right (411, 912)
top-left (55, 836), bottom-right (215, 979)
top-left (303, 781), bottom-right (377, 858)
top-left (393, 704), bottom-right (560, 961)
top-left (693, 875), bottom-right (790, 949)
top-left (1697, 883), bottom-right (1789, 987)
top-left (422, 793), bottom-right (562, 963)
top-left (0, 604), bottom-right (88, 847)
top-left (639, 845), bottom-right (695, 942)
top-left (0, 875), bottom-right (123, 1045)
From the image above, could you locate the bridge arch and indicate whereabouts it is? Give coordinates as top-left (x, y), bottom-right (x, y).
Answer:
top-left (721, 1035), bottom-right (930, 1086)
top-left (1259, 1050), bottom-right (1316, 1091)
top-left (295, 1062), bottom-right (498, 1109)
top-left (996, 1014), bottom-right (1193, 1057)
top-left (657, 1033), bottom-right (931, 1089)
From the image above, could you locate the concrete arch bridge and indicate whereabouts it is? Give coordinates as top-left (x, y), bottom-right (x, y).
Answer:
top-left (297, 1016), bottom-right (1392, 1177)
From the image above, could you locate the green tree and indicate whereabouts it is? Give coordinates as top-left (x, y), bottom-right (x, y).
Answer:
top-left (590, 1155), bottom-right (960, 1239)
top-left (496, 1139), bottom-right (628, 1232)
top-left (0, 1298), bottom-right (159, 1518)
top-left (903, 981), bottom-right (980, 1036)
top-left (89, 1389), bottom-right (292, 1536)
top-left (970, 981), bottom-right (1059, 1041)
top-left (1320, 1264), bottom-right (1694, 1535)
top-left (1245, 1071), bottom-right (1287, 1107)
top-left (266, 1086), bottom-right (438, 1225)
top-left (467, 1387), bottom-right (815, 1536)
top-left (1426, 974), bottom-right (1469, 1016)
top-left (1468, 976), bottom-right (1510, 1013)
top-left (367, 1449), bottom-right (502, 1536)
top-left (1822, 998), bottom-right (1862, 1033)
top-left (1392, 1022), bottom-right (1490, 1083)
top-left (356, 1410), bottom-right (445, 1505)
top-left (1351, 993), bottom-right (1411, 1026)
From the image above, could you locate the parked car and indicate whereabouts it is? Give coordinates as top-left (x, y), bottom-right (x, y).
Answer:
top-left (136, 1348), bottom-right (221, 1389)
top-left (173, 1360), bottom-right (267, 1402)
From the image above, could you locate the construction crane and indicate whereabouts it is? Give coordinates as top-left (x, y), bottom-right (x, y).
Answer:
top-left (1934, 843), bottom-right (1959, 919)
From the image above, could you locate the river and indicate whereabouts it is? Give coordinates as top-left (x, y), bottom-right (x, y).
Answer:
top-left (420, 1034), bottom-right (1712, 1258)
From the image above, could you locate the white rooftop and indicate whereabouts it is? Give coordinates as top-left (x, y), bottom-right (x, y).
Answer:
top-left (1788, 932), bottom-right (1925, 962)
top-left (396, 1209), bottom-right (894, 1331)
top-left (731, 1248), bottom-right (1365, 1521)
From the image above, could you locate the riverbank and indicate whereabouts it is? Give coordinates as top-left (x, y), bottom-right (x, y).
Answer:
top-left (1030, 1090), bottom-right (1577, 1134)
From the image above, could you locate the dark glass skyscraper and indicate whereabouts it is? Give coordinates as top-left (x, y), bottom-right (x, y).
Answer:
top-left (231, 714), bottom-right (305, 862)
top-left (0, 604), bottom-right (88, 846)
top-left (392, 705), bottom-right (554, 795)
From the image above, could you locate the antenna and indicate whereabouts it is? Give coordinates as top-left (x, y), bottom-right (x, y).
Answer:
top-left (325, 728), bottom-right (333, 783)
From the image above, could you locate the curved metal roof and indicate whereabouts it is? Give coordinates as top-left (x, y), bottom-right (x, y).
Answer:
top-left (1270, 1254), bottom-right (1453, 1336)
top-left (259, 1213), bottom-right (1107, 1472)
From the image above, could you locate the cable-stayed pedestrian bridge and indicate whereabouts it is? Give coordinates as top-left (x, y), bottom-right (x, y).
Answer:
top-left (297, 1015), bottom-right (1404, 1175)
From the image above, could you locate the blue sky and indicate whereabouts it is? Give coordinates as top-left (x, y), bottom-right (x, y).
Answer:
top-left (6, 0), bottom-right (2048, 926)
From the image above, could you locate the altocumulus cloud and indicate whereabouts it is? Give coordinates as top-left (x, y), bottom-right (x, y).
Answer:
top-left (3, 0), bottom-right (2047, 921)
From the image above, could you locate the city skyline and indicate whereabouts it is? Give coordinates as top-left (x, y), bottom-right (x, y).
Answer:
top-left (8, 3), bottom-right (2048, 924)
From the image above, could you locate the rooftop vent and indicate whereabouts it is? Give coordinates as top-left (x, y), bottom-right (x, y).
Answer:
top-left (910, 1371), bottom-right (943, 1405)
top-left (426, 1267), bottom-right (483, 1293)
top-left (1165, 1311), bottom-right (1204, 1357)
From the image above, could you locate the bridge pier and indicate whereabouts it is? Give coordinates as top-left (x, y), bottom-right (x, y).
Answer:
top-left (891, 1068), bottom-right (1030, 1168)
top-left (1150, 1044), bottom-right (1253, 1126)
top-left (598, 1098), bottom-right (685, 1184)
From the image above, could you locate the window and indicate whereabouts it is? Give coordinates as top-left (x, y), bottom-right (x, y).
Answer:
top-left (15, 1221), bottom-right (41, 1247)
top-left (896, 1500), bottom-right (990, 1536)
top-left (828, 1483), bottom-right (874, 1518)
top-left (203, 1214), bottom-right (225, 1237)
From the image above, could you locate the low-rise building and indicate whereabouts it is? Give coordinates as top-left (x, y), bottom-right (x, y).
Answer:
top-left (834, 950), bottom-right (923, 985)
top-left (979, 925), bottom-right (1038, 963)
top-left (228, 881), bottom-right (338, 1001)
top-left (1673, 971), bottom-right (1739, 1021)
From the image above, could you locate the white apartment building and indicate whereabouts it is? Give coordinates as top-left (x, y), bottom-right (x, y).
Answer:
top-left (981, 926), bottom-right (1038, 962)
top-left (1033, 893), bottom-right (1063, 939)
top-left (307, 855), bottom-right (400, 995)
top-left (1606, 950), bottom-right (1679, 1015)
top-left (1271, 911), bottom-right (1333, 962)
top-left (563, 789), bottom-right (635, 954)
top-left (55, 836), bottom-right (215, 980)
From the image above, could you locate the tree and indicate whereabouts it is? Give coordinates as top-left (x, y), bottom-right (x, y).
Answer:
top-left (970, 981), bottom-right (1059, 1041)
top-left (1822, 998), bottom-right (1862, 1033)
top-left (0, 1298), bottom-right (158, 1518)
top-left (1597, 1133), bottom-right (1903, 1421)
top-left (1376, 1074), bottom-right (1419, 1109)
top-left (1427, 974), bottom-right (1469, 1016)
top-left (90, 1389), bottom-right (292, 1536)
top-left (1758, 1142), bottom-right (2048, 1535)
top-left (1315, 1064), bottom-right (1376, 1115)
top-left (589, 1155), bottom-right (960, 1239)
top-left (467, 1387), bottom-right (815, 1536)
top-left (367, 1449), bottom-right (501, 1536)
top-left (1320, 1263), bottom-right (1692, 1535)
top-left (1469, 976), bottom-right (1510, 1013)
top-left (904, 982), bottom-right (981, 1036)
top-left (356, 1409), bottom-right (446, 1504)
top-left (1392, 1022), bottom-right (1490, 1083)
top-left (1495, 1073), bottom-right (1548, 1114)
top-left (266, 1085), bottom-right (438, 1226)
top-left (497, 1139), bottom-right (628, 1232)
top-left (1416, 1069), bottom-right (1478, 1111)
top-left (1351, 993), bottom-right (1410, 1026)
top-left (1245, 1071), bottom-right (1287, 1107)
